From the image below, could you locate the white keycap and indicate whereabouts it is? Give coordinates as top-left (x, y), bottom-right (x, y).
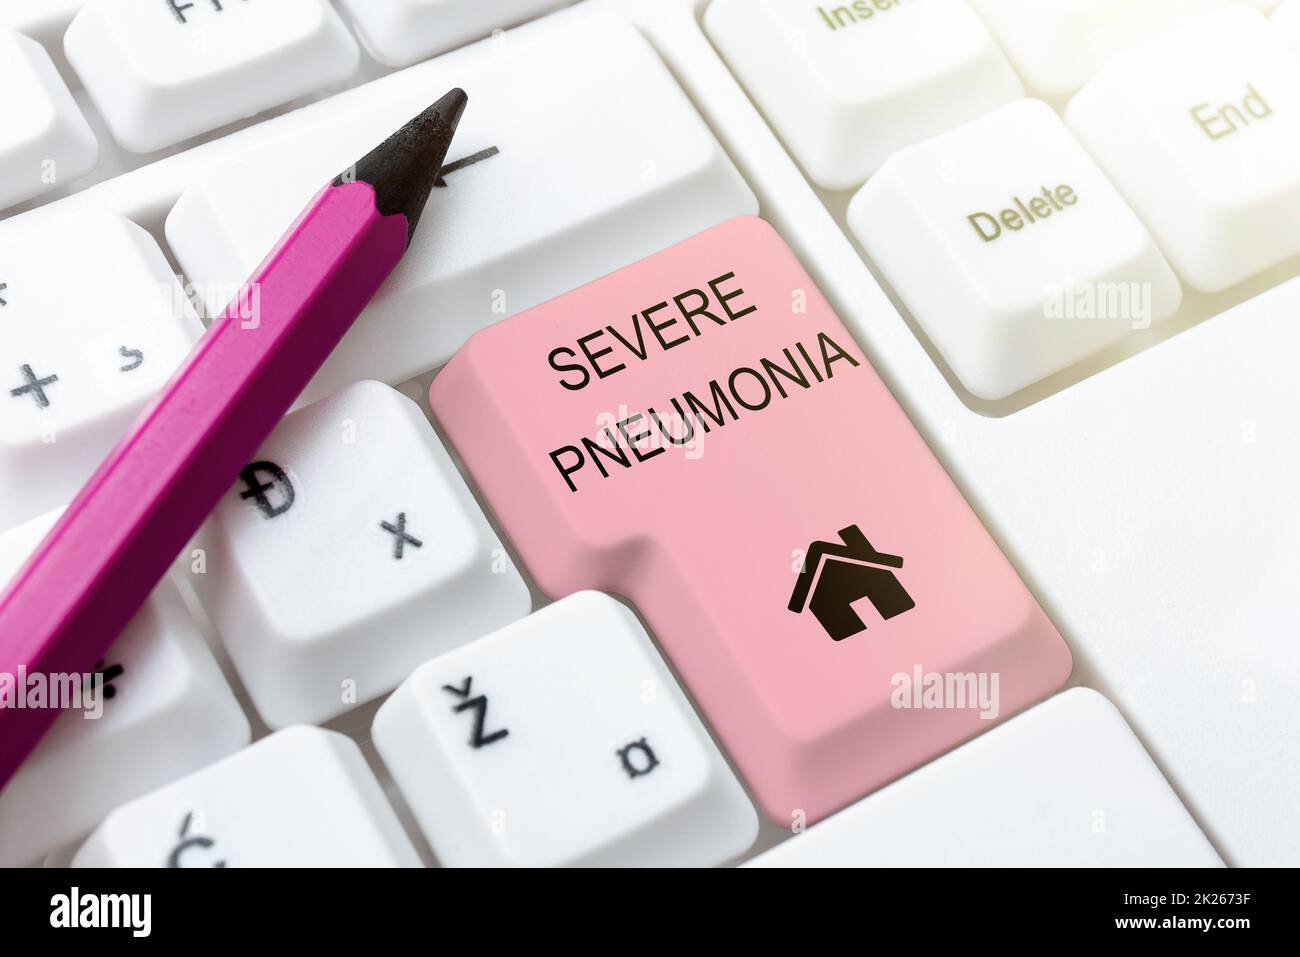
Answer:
top-left (849, 99), bottom-right (1181, 400)
top-left (0, 29), bottom-right (97, 211)
top-left (0, 211), bottom-right (203, 533)
top-left (0, 510), bottom-right (251, 867)
top-left (705, 0), bottom-right (1022, 190)
top-left (374, 592), bottom-right (758, 868)
top-left (0, 1), bottom-right (84, 46)
top-left (72, 727), bottom-right (420, 867)
top-left (1066, 6), bottom-right (1300, 293)
top-left (1276, 1), bottom-right (1300, 56)
top-left (64, 0), bottom-right (360, 153)
top-left (188, 381), bottom-right (531, 730)
top-left (166, 12), bottom-right (758, 404)
top-left (747, 689), bottom-right (1222, 867)
top-left (966, 0), bottom-right (1225, 97)
top-left (336, 0), bottom-right (570, 67)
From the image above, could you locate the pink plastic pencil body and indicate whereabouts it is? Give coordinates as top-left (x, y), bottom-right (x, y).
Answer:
top-left (0, 182), bottom-right (408, 786)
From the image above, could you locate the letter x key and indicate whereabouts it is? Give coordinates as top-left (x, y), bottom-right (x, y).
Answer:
top-left (381, 513), bottom-right (423, 560)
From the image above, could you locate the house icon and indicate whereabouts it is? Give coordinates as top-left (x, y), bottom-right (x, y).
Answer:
top-left (788, 525), bottom-right (915, 641)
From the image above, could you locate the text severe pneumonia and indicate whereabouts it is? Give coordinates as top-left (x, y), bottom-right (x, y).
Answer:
top-left (549, 332), bottom-right (860, 493)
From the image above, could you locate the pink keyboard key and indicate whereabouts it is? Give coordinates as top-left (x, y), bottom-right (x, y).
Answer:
top-left (430, 216), bottom-right (1072, 825)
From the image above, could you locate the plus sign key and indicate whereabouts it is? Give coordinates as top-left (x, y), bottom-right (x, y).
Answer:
top-left (0, 509), bottom-right (250, 867)
top-left (430, 217), bottom-right (1073, 825)
top-left (189, 381), bottom-right (531, 729)
top-left (0, 211), bottom-right (204, 532)
top-left (9, 365), bottom-right (59, 411)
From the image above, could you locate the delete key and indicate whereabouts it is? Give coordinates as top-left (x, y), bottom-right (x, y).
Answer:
top-left (431, 217), bottom-right (1071, 825)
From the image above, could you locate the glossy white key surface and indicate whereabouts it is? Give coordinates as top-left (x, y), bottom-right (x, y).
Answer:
top-left (188, 381), bottom-right (531, 730)
top-left (337, 0), bottom-right (571, 67)
top-left (0, 29), bottom-right (97, 211)
top-left (0, 1), bottom-right (83, 73)
top-left (849, 98), bottom-right (1181, 400)
top-left (706, 0), bottom-right (1022, 190)
top-left (967, 0), bottom-right (1225, 96)
top-left (0, 211), bottom-right (203, 532)
top-left (374, 592), bottom-right (758, 867)
top-left (64, 0), bottom-right (360, 153)
top-left (72, 727), bottom-right (420, 867)
top-left (166, 11), bottom-right (757, 404)
top-left (0, 511), bottom-right (250, 867)
top-left (747, 689), bottom-right (1223, 867)
top-left (1276, 0), bottom-right (1300, 54)
top-left (1066, 6), bottom-right (1300, 293)
top-left (0, 1), bottom-right (85, 37)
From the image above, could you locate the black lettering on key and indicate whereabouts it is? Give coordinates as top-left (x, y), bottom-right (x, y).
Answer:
top-left (168, 0), bottom-right (246, 24)
top-left (9, 365), bottom-right (59, 409)
top-left (239, 461), bottom-right (295, 518)
top-left (380, 512), bottom-right (423, 560)
top-left (442, 677), bottom-right (509, 749)
top-left (434, 147), bottom-right (500, 188)
top-left (0, 282), bottom-right (7, 306)
top-left (617, 738), bottom-right (660, 779)
top-left (119, 346), bottom-right (145, 373)
top-left (86, 660), bottom-right (125, 700)
top-left (168, 811), bottom-right (227, 868)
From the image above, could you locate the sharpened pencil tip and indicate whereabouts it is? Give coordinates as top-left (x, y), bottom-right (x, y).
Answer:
top-left (337, 88), bottom-right (469, 245)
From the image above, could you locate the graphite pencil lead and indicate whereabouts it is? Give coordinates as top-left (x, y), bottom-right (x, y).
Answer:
top-left (336, 87), bottom-right (469, 245)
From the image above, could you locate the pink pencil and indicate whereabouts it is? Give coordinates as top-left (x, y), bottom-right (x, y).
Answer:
top-left (0, 89), bottom-right (469, 788)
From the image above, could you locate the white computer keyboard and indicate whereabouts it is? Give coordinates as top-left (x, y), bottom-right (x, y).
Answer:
top-left (1, 0), bottom-right (1297, 868)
